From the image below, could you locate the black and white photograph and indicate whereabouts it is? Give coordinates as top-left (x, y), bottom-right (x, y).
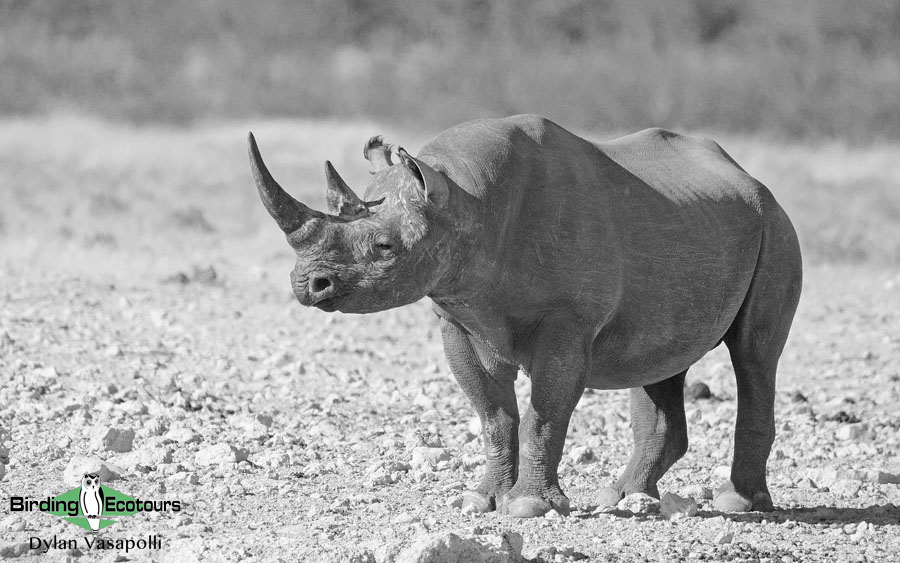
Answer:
top-left (1, 2), bottom-right (899, 561)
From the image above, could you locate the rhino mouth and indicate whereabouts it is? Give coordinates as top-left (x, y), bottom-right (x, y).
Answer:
top-left (313, 297), bottom-right (339, 312)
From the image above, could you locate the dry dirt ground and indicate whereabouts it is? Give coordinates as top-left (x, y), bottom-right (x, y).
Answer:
top-left (0, 118), bottom-right (899, 562)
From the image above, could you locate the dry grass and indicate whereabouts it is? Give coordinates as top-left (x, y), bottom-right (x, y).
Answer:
top-left (1, 117), bottom-right (898, 289)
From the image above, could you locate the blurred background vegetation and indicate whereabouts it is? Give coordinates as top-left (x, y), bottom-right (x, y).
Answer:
top-left (2, 0), bottom-right (900, 141)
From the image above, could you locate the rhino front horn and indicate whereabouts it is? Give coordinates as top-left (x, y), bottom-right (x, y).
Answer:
top-left (247, 133), bottom-right (322, 234)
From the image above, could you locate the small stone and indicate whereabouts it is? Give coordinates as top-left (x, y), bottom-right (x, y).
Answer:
top-left (714, 530), bottom-right (734, 544)
top-left (2, 515), bottom-right (25, 532)
top-left (264, 351), bottom-right (293, 369)
top-left (63, 456), bottom-right (124, 486)
top-left (392, 512), bottom-right (419, 525)
top-left (395, 532), bottom-right (522, 563)
top-left (683, 484), bottom-right (714, 500)
top-left (791, 391), bottom-right (808, 403)
top-left (410, 447), bottom-right (451, 470)
top-left (194, 444), bottom-right (249, 466)
top-left (251, 450), bottom-right (290, 469)
top-left (835, 424), bottom-right (867, 441)
top-left (796, 477), bottom-right (818, 489)
top-left (113, 446), bottom-right (173, 470)
top-left (687, 382), bottom-right (712, 400)
top-left (617, 492), bottom-right (659, 514)
top-left (91, 427), bottom-right (135, 453)
top-left (460, 504), bottom-right (480, 516)
top-left (164, 427), bottom-right (199, 444)
top-left (568, 446), bottom-right (595, 464)
top-left (660, 492), bottom-right (698, 518)
top-left (0, 542), bottom-right (29, 558)
top-left (467, 417), bottom-right (482, 436)
top-left (865, 470), bottom-right (899, 484)
top-left (543, 509), bottom-right (564, 520)
top-left (831, 480), bottom-right (862, 498)
top-left (712, 466), bottom-right (732, 480)
top-left (231, 414), bottom-right (269, 440)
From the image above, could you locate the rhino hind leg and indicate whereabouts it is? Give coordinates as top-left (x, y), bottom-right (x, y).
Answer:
top-left (715, 227), bottom-right (802, 513)
top-left (597, 371), bottom-right (688, 508)
top-left (440, 320), bottom-right (520, 513)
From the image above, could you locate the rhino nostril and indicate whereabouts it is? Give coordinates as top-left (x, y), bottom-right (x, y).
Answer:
top-left (311, 276), bottom-right (332, 294)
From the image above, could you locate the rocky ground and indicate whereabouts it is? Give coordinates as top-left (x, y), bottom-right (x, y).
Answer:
top-left (1, 263), bottom-right (898, 562)
top-left (0, 119), bottom-right (899, 562)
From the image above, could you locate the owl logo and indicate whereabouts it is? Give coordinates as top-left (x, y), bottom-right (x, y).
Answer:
top-left (79, 473), bottom-right (104, 533)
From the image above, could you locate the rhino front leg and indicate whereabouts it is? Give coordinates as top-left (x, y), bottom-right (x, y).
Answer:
top-left (597, 371), bottom-right (688, 507)
top-left (498, 328), bottom-right (587, 518)
top-left (441, 319), bottom-right (519, 513)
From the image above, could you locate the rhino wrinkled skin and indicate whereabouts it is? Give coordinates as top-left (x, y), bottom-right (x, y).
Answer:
top-left (247, 115), bottom-right (802, 518)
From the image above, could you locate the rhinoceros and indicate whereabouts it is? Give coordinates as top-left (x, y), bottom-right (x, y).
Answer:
top-left (247, 115), bottom-right (801, 518)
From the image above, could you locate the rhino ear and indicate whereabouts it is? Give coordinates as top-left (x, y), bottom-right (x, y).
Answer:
top-left (397, 148), bottom-right (449, 208)
top-left (364, 135), bottom-right (396, 172)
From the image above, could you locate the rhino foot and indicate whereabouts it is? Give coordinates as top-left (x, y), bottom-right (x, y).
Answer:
top-left (460, 490), bottom-right (494, 513)
top-left (497, 488), bottom-right (570, 518)
top-left (713, 483), bottom-right (773, 512)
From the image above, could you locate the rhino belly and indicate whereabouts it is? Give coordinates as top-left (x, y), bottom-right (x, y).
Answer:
top-left (585, 256), bottom-right (756, 390)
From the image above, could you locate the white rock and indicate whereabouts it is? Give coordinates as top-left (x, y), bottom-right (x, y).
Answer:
top-left (410, 447), bottom-right (451, 470)
top-left (0, 542), bottom-right (29, 558)
top-left (617, 492), bottom-right (659, 514)
top-left (796, 477), bottom-right (818, 489)
top-left (2, 515), bottom-right (25, 532)
top-left (836, 424), bottom-right (868, 441)
top-left (392, 512), bottom-right (419, 525)
top-left (714, 530), bottom-right (734, 544)
top-left (164, 427), bottom-right (199, 444)
top-left (712, 466), bottom-right (732, 480)
top-left (250, 450), bottom-right (291, 469)
top-left (568, 446), bottom-right (595, 464)
top-left (63, 456), bottom-right (124, 487)
top-left (231, 414), bottom-right (269, 440)
top-left (264, 351), bottom-right (293, 369)
top-left (194, 444), bottom-right (249, 466)
top-left (683, 484), bottom-right (714, 499)
top-left (660, 492), bottom-right (698, 518)
top-left (831, 479), bottom-right (861, 498)
top-left (90, 427), bottom-right (135, 453)
top-left (396, 531), bottom-right (523, 563)
top-left (865, 470), bottom-right (900, 484)
top-left (160, 538), bottom-right (202, 563)
top-left (467, 417), bottom-right (482, 436)
top-left (113, 446), bottom-right (174, 470)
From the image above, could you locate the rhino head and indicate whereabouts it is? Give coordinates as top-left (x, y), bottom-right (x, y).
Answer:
top-left (248, 133), bottom-right (455, 314)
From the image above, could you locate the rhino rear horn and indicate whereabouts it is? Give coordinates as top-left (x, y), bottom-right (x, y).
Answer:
top-left (247, 133), bottom-right (323, 233)
top-left (325, 161), bottom-right (370, 217)
top-left (363, 135), bottom-right (396, 171)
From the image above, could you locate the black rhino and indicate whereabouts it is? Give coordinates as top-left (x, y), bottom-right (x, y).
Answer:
top-left (247, 115), bottom-right (802, 518)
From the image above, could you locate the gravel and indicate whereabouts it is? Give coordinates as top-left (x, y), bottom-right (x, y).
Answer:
top-left (1, 254), bottom-right (898, 562)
